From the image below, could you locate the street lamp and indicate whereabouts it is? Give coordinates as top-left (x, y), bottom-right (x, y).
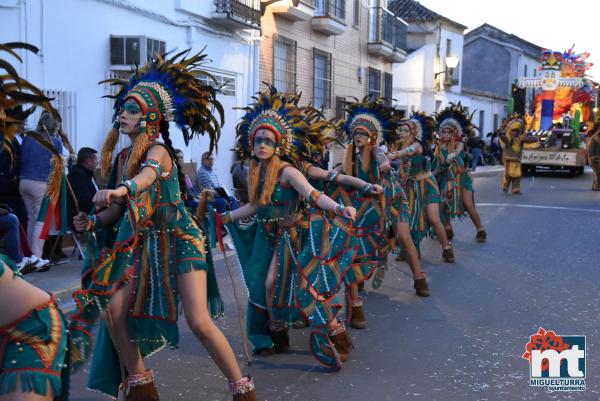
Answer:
top-left (435, 56), bottom-right (460, 80)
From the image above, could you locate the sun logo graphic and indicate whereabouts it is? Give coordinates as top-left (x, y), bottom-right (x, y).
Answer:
top-left (522, 327), bottom-right (586, 392)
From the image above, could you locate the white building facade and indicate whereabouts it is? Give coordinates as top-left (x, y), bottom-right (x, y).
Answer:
top-left (389, 0), bottom-right (467, 116)
top-left (0, 0), bottom-right (261, 190)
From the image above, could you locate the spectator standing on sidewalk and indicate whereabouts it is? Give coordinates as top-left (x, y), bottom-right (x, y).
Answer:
top-left (68, 147), bottom-right (99, 222)
top-left (467, 134), bottom-right (484, 171)
top-left (193, 151), bottom-right (239, 213)
top-left (19, 111), bottom-right (63, 257)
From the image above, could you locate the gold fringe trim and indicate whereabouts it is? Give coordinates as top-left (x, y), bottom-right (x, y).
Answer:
top-left (47, 154), bottom-right (65, 205)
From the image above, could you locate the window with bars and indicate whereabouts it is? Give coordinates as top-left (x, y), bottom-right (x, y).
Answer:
top-left (368, 67), bottom-right (381, 98)
top-left (315, 0), bottom-right (346, 20)
top-left (383, 72), bottom-right (393, 103)
top-left (198, 73), bottom-right (236, 97)
top-left (479, 110), bottom-right (485, 134)
top-left (313, 49), bottom-right (332, 109)
top-left (273, 35), bottom-right (297, 93)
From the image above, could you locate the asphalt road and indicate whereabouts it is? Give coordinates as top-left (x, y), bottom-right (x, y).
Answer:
top-left (69, 170), bottom-right (600, 401)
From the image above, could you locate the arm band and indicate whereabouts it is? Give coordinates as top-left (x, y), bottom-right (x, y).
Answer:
top-left (326, 171), bottom-right (338, 182)
top-left (140, 159), bottom-right (162, 177)
top-left (117, 179), bottom-right (138, 196)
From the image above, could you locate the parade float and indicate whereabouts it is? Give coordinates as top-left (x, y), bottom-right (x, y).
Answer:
top-left (517, 47), bottom-right (594, 175)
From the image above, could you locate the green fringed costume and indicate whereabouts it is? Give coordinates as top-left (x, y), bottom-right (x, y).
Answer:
top-left (433, 102), bottom-right (477, 225)
top-left (0, 257), bottom-right (70, 401)
top-left (433, 147), bottom-right (473, 225)
top-left (328, 155), bottom-right (386, 283)
top-left (228, 86), bottom-right (356, 369)
top-left (70, 150), bottom-right (223, 398)
top-left (68, 50), bottom-right (226, 398)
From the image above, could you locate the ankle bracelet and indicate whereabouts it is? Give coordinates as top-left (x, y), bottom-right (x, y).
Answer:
top-left (328, 321), bottom-right (346, 336)
top-left (127, 370), bottom-right (155, 388)
top-left (229, 376), bottom-right (255, 395)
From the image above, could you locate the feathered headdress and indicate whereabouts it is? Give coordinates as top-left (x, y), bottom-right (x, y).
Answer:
top-left (501, 113), bottom-right (525, 138)
top-left (393, 111), bottom-right (435, 147)
top-left (100, 49), bottom-right (224, 177)
top-left (337, 95), bottom-right (394, 144)
top-left (435, 102), bottom-right (477, 140)
top-left (0, 42), bottom-right (59, 144)
top-left (234, 84), bottom-right (331, 169)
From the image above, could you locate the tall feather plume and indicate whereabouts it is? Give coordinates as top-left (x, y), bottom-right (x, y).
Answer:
top-left (1, 42), bottom-right (60, 144)
top-left (234, 84), bottom-right (331, 170)
top-left (100, 49), bottom-right (224, 157)
top-left (434, 102), bottom-right (477, 139)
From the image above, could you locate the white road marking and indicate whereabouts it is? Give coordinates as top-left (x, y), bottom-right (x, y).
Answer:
top-left (476, 203), bottom-right (600, 213)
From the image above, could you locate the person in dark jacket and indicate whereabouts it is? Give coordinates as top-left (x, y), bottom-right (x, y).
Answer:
top-left (68, 147), bottom-right (98, 215)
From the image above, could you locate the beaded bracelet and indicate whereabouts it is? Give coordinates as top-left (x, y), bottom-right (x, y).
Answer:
top-left (335, 204), bottom-right (344, 215)
top-left (117, 179), bottom-right (138, 196)
top-left (326, 171), bottom-right (338, 182)
top-left (361, 183), bottom-right (373, 194)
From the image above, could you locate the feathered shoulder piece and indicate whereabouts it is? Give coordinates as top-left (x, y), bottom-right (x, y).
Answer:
top-left (1, 42), bottom-right (59, 143)
top-left (501, 113), bottom-right (525, 137)
top-left (101, 49), bottom-right (224, 153)
top-left (337, 95), bottom-right (394, 144)
top-left (234, 84), bottom-right (331, 169)
top-left (435, 102), bottom-right (476, 140)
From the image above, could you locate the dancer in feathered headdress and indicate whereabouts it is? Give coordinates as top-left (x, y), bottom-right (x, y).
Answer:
top-left (433, 102), bottom-right (486, 243)
top-left (0, 42), bottom-right (71, 401)
top-left (223, 84), bottom-right (357, 369)
top-left (68, 50), bottom-right (257, 401)
top-left (331, 95), bottom-right (396, 329)
top-left (388, 111), bottom-right (455, 262)
top-left (499, 113), bottom-right (538, 194)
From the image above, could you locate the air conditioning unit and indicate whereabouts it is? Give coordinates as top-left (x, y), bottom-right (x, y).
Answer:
top-left (110, 35), bottom-right (166, 68)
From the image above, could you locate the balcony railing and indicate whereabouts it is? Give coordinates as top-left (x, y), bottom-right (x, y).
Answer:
top-left (314, 0), bottom-right (345, 21)
top-left (214, 0), bottom-right (261, 29)
top-left (369, 7), bottom-right (407, 50)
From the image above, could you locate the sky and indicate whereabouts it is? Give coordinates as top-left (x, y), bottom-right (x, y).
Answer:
top-left (417, 0), bottom-right (599, 80)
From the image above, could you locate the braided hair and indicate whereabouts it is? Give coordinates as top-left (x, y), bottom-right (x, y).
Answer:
top-left (159, 120), bottom-right (186, 199)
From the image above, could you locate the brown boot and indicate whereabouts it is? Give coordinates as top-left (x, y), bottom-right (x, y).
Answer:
top-left (445, 227), bottom-right (454, 241)
top-left (475, 229), bottom-right (487, 243)
top-left (269, 321), bottom-right (289, 353)
top-left (328, 323), bottom-right (353, 363)
top-left (349, 302), bottom-right (366, 329)
top-left (230, 376), bottom-right (257, 401)
top-left (442, 247), bottom-right (455, 263)
top-left (413, 277), bottom-right (430, 297)
top-left (124, 370), bottom-right (160, 401)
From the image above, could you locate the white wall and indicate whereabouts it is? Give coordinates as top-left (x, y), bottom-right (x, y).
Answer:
top-left (0, 0), bottom-right (258, 191)
top-left (393, 21), bottom-right (465, 114)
